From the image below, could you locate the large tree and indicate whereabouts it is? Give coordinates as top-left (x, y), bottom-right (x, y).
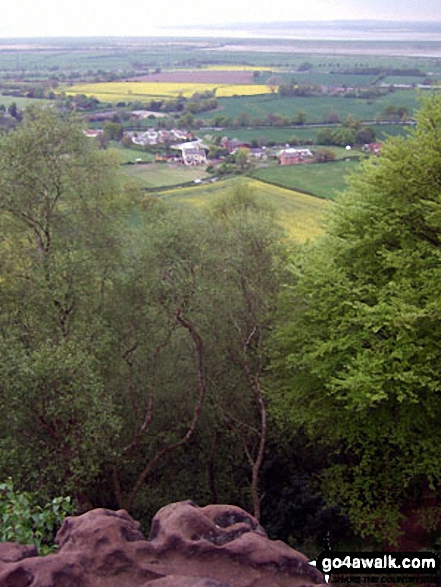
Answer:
top-left (0, 106), bottom-right (125, 499)
top-left (271, 95), bottom-right (441, 543)
top-left (108, 187), bottom-right (287, 519)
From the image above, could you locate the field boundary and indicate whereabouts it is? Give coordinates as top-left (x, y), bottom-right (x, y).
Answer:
top-left (142, 178), bottom-right (228, 193)
top-left (247, 173), bottom-right (326, 200)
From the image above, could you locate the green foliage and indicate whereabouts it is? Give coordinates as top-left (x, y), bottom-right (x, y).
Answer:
top-left (317, 125), bottom-right (361, 146)
top-left (0, 107), bottom-right (289, 520)
top-left (109, 186), bottom-right (287, 515)
top-left (270, 95), bottom-right (441, 543)
top-left (0, 479), bottom-right (73, 555)
top-left (0, 106), bottom-right (125, 498)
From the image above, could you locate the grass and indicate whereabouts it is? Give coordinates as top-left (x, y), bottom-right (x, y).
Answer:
top-left (107, 143), bottom-right (156, 164)
top-left (121, 162), bottom-right (209, 188)
top-left (251, 159), bottom-right (360, 199)
top-left (64, 82), bottom-right (272, 102)
top-left (158, 177), bottom-right (330, 241)
top-left (199, 89), bottom-right (421, 123)
top-left (0, 96), bottom-right (49, 108)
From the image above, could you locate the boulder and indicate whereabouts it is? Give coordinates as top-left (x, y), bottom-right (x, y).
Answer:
top-left (0, 501), bottom-right (324, 587)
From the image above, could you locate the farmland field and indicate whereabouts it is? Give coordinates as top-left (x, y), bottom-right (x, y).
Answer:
top-left (251, 159), bottom-right (360, 199)
top-left (203, 124), bottom-right (409, 145)
top-left (0, 96), bottom-right (49, 109)
top-left (121, 162), bottom-right (210, 188)
top-left (127, 70), bottom-right (261, 84)
top-left (106, 143), bottom-right (156, 164)
top-left (158, 177), bottom-right (330, 241)
top-left (198, 89), bottom-right (421, 123)
top-left (65, 82), bottom-right (272, 102)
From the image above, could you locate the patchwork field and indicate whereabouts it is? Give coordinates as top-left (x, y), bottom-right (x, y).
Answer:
top-left (158, 177), bottom-right (330, 241)
top-left (65, 82), bottom-right (272, 102)
top-left (127, 70), bottom-right (257, 84)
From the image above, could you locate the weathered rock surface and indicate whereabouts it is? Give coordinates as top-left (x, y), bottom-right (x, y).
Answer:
top-left (0, 500), bottom-right (324, 587)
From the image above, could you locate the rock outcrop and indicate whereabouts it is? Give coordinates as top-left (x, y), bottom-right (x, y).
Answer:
top-left (0, 500), bottom-right (324, 587)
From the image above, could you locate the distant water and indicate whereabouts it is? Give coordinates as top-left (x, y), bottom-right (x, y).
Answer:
top-left (158, 20), bottom-right (441, 42)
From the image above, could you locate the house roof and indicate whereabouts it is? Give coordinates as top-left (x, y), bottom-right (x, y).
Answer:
top-left (171, 140), bottom-right (208, 153)
top-left (277, 148), bottom-right (313, 157)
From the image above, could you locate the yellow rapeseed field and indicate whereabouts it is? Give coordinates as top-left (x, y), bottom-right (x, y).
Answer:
top-left (64, 82), bottom-right (272, 102)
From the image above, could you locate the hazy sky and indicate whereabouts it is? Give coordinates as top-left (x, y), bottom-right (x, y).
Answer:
top-left (2, 0), bottom-right (441, 37)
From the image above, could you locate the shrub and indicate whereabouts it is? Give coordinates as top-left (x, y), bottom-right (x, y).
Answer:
top-left (0, 479), bottom-right (74, 555)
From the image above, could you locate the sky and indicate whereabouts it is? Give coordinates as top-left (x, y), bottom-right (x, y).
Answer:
top-left (2, 0), bottom-right (441, 38)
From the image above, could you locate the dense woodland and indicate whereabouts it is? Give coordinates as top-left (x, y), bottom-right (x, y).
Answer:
top-left (0, 90), bottom-right (441, 555)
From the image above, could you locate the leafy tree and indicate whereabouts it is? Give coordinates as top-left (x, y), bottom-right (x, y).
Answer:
top-left (8, 102), bottom-right (18, 119)
top-left (108, 187), bottom-right (287, 520)
top-left (266, 75), bottom-right (283, 93)
top-left (103, 120), bottom-right (124, 141)
top-left (329, 126), bottom-right (356, 146)
top-left (316, 128), bottom-right (333, 145)
top-left (270, 95), bottom-right (441, 543)
top-left (355, 126), bottom-right (376, 145)
top-left (0, 106), bottom-right (126, 501)
top-left (293, 110), bottom-right (307, 125)
top-left (206, 187), bottom-right (286, 519)
top-left (314, 148), bottom-right (336, 162)
top-left (234, 147), bottom-right (250, 170)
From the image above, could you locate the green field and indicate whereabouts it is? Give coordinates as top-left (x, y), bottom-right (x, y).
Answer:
top-left (251, 159), bottom-right (360, 199)
top-left (203, 124), bottom-right (409, 145)
top-left (0, 96), bottom-right (49, 108)
top-left (107, 143), bottom-right (156, 164)
top-left (121, 162), bottom-right (209, 188)
top-left (158, 177), bottom-right (330, 241)
top-left (200, 90), bottom-right (420, 124)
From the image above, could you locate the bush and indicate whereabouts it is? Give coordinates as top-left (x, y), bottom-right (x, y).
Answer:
top-left (0, 479), bottom-right (74, 555)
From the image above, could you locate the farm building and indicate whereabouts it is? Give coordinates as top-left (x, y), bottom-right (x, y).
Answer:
top-left (221, 138), bottom-right (251, 154)
top-left (171, 140), bottom-right (208, 166)
top-left (131, 128), bottom-right (192, 147)
top-left (132, 130), bottom-right (159, 146)
top-left (277, 148), bottom-right (313, 165)
top-left (249, 147), bottom-right (267, 159)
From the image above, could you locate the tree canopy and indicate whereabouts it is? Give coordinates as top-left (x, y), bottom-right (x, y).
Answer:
top-left (0, 107), bottom-right (287, 526)
top-left (270, 95), bottom-right (441, 542)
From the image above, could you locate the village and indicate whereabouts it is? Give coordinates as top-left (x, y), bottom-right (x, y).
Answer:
top-left (83, 108), bottom-right (378, 192)
top-left (85, 119), bottom-right (317, 168)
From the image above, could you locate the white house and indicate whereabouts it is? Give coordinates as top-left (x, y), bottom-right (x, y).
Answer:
top-left (171, 140), bottom-right (208, 166)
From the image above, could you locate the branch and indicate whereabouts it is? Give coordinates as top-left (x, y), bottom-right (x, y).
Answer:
top-left (123, 311), bottom-right (206, 511)
top-left (121, 328), bottom-right (175, 456)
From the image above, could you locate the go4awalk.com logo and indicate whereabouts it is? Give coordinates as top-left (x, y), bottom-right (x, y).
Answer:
top-left (308, 552), bottom-right (441, 584)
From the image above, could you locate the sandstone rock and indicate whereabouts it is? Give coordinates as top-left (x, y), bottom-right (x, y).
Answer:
top-left (142, 578), bottom-right (233, 587)
top-left (0, 543), bottom-right (38, 563)
top-left (0, 501), bottom-right (324, 587)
